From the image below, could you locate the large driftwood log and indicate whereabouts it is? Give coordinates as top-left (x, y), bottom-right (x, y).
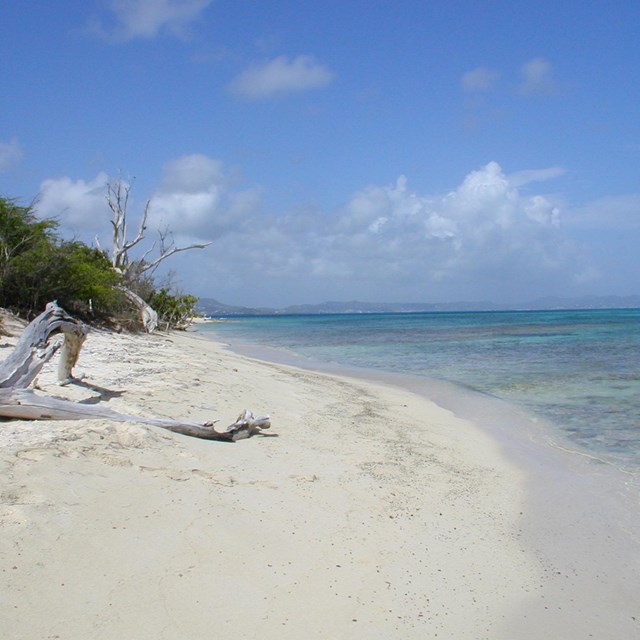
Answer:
top-left (0, 302), bottom-right (88, 389)
top-left (0, 302), bottom-right (270, 442)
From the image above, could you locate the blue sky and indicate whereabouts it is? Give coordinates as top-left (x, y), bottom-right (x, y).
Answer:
top-left (1, 0), bottom-right (639, 307)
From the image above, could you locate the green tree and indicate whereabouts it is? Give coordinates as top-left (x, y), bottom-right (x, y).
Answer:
top-left (148, 288), bottom-right (199, 330)
top-left (53, 242), bottom-right (123, 315)
top-left (0, 196), bottom-right (122, 318)
top-left (0, 198), bottom-right (55, 292)
top-left (0, 197), bottom-right (58, 313)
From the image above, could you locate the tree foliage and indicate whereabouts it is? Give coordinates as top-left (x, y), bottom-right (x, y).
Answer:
top-left (149, 288), bottom-right (199, 330)
top-left (0, 197), bottom-right (122, 318)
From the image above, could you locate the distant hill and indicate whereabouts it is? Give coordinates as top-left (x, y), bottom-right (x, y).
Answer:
top-left (281, 300), bottom-right (500, 314)
top-left (197, 295), bottom-right (640, 316)
top-left (196, 298), bottom-right (274, 316)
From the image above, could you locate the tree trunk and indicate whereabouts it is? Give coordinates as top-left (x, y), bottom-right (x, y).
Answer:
top-left (0, 302), bottom-right (270, 442)
top-left (118, 287), bottom-right (158, 333)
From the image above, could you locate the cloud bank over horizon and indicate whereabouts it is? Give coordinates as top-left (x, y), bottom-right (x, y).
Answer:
top-left (35, 158), bottom-right (601, 306)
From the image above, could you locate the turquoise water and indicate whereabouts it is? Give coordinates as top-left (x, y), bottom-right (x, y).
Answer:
top-left (198, 309), bottom-right (640, 471)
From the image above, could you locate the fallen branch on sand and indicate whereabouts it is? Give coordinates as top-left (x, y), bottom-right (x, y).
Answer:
top-left (0, 302), bottom-right (271, 442)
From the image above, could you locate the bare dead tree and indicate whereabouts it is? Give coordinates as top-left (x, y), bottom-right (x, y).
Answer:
top-left (105, 178), bottom-right (212, 280)
top-left (105, 179), bottom-right (149, 274)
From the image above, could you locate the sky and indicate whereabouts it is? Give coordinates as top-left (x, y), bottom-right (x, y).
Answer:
top-left (1, 0), bottom-right (639, 307)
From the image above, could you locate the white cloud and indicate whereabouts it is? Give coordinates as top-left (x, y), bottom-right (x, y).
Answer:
top-left (157, 153), bottom-right (225, 194)
top-left (461, 67), bottom-right (498, 92)
top-left (328, 162), bottom-right (582, 294)
top-left (198, 161), bottom-right (592, 304)
top-left (229, 55), bottom-right (335, 100)
top-left (507, 166), bottom-right (566, 187)
top-left (97, 0), bottom-right (212, 41)
top-left (518, 57), bottom-right (556, 95)
top-left (149, 154), bottom-right (259, 238)
top-left (525, 195), bottom-right (560, 226)
top-left (35, 173), bottom-right (110, 239)
top-left (32, 155), bottom-right (260, 257)
top-left (0, 138), bottom-right (23, 173)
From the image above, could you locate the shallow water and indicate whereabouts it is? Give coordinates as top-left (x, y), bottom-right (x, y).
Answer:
top-left (197, 309), bottom-right (640, 473)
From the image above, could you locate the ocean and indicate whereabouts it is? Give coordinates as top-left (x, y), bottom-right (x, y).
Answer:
top-left (197, 309), bottom-right (640, 474)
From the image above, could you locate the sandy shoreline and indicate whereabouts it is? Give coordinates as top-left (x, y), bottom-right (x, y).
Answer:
top-left (1, 324), bottom-right (638, 638)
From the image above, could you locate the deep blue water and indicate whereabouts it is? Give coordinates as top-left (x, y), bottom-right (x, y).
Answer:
top-left (198, 309), bottom-right (640, 471)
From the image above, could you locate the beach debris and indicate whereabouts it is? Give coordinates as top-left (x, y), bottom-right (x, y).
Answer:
top-left (224, 410), bottom-right (272, 440)
top-left (0, 300), bottom-right (88, 389)
top-left (0, 302), bottom-right (270, 442)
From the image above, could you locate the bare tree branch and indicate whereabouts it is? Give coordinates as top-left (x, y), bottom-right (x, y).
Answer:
top-left (105, 178), bottom-right (211, 279)
top-left (140, 240), bottom-right (213, 277)
top-left (106, 180), bottom-right (152, 273)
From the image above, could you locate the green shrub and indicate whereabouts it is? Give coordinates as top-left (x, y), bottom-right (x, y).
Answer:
top-left (148, 288), bottom-right (199, 330)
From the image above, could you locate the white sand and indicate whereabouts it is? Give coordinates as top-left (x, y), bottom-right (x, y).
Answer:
top-left (0, 324), bottom-right (637, 638)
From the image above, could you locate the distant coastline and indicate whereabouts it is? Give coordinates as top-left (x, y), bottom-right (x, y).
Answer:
top-left (197, 294), bottom-right (640, 317)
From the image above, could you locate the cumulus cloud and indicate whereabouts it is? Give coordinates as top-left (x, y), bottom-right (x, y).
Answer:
top-left (461, 67), bottom-right (498, 92)
top-left (95, 0), bottom-right (212, 41)
top-left (33, 155), bottom-right (260, 256)
top-left (149, 154), bottom-right (260, 239)
top-left (198, 161), bottom-right (592, 304)
top-left (518, 57), bottom-right (556, 95)
top-left (229, 55), bottom-right (335, 100)
top-left (330, 162), bottom-right (566, 275)
top-left (35, 173), bottom-right (110, 239)
top-left (0, 138), bottom-right (23, 173)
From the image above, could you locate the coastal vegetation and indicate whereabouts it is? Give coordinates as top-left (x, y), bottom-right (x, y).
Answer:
top-left (0, 196), bottom-right (121, 319)
top-left (0, 189), bottom-right (203, 331)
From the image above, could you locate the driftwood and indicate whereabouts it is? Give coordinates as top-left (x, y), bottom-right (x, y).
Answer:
top-left (0, 302), bottom-right (271, 442)
top-left (0, 301), bottom-right (88, 388)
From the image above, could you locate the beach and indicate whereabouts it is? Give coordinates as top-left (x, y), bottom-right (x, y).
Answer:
top-left (1, 323), bottom-right (639, 639)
